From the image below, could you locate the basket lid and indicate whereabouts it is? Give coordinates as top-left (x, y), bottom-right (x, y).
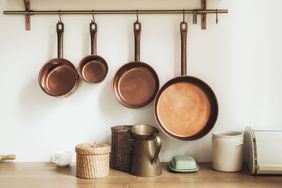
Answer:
top-left (75, 144), bottom-right (111, 155)
top-left (111, 125), bottom-right (132, 132)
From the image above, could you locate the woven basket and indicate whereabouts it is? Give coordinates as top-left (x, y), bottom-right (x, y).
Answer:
top-left (75, 143), bottom-right (111, 179)
top-left (111, 125), bottom-right (134, 172)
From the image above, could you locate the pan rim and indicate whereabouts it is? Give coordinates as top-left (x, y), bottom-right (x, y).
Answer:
top-left (38, 58), bottom-right (79, 97)
top-left (113, 61), bottom-right (159, 108)
top-left (78, 54), bottom-right (108, 83)
top-left (154, 75), bottom-right (218, 141)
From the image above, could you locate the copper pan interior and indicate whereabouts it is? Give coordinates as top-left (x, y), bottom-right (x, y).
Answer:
top-left (155, 76), bottom-right (218, 141)
top-left (79, 55), bottom-right (108, 83)
top-left (113, 62), bottom-right (159, 108)
top-left (39, 58), bottom-right (79, 97)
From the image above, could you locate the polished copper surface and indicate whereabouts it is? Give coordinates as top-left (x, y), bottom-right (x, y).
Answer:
top-left (113, 21), bottom-right (159, 108)
top-left (39, 22), bottom-right (79, 97)
top-left (78, 21), bottom-right (108, 83)
top-left (154, 21), bottom-right (218, 141)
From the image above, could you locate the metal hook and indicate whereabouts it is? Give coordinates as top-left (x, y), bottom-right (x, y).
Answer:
top-left (182, 9), bottom-right (185, 22)
top-left (58, 10), bottom-right (62, 22)
top-left (192, 10), bottom-right (197, 24)
top-left (136, 9), bottom-right (139, 22)
top-left (92, 10), bottom-right (96, 23)
top-left (216, 9), bottom-right (219, 24)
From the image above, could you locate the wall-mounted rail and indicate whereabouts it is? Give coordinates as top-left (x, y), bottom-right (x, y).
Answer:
top-left (3, 0), bottom-right (228, 30)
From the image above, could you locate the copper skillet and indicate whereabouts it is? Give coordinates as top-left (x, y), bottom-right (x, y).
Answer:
top-left (154, 21), bottom-right (218, 141)
top-left (113, 19), bottom-right (159, 108)
top-left (78, 20), bottom-right (108, 83)
top-left (39, 21), bottom-right (79, 97)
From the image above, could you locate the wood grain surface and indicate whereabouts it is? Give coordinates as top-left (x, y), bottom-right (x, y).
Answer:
top-left (0, 163), bottom-right (281, 188)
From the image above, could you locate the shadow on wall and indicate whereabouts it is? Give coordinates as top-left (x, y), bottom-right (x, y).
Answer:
top-left (98, 134), bottom-right (111, 145)
top-left (132, 103), bottom-right (156, 126)
top-left (98, 80), bottom-right (127, 120)
top-left (18, 78), bottom-right (59, 124)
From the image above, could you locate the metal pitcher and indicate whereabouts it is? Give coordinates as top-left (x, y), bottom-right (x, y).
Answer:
top-left (130, 124), bottom-right (162, 177)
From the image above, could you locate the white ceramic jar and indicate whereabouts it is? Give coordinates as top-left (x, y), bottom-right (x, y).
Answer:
top-left (51, 151), bottom-right (72, 167)
top-left (212, 131), bottom-right (244, 172)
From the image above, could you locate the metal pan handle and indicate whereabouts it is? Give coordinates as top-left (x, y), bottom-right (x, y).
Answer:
top-left (134, 21), bottom-right (141, 62)
top-left (90, 21), bottom-right (98, 55)
top-left (151, 135), bottom-right (162, 164)
top-left (56, 21), bottom-right (64, 59)
top-left (180, 21), bottom-right (188, 76)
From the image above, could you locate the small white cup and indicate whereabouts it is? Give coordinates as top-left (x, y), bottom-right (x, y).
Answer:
top-left (51, 151), bottom-right (72, 167)
top-left (212, 131), bottom-right (244, 172)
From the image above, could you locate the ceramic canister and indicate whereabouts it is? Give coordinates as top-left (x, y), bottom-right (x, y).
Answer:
top-left (212, 131), bottom-right (244, 172)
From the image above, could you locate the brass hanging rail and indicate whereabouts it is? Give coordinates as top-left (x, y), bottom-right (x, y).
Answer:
top-left (3, 7), bottom-right (228, 31)
top-left (3, 9), bottom-right (228, 15)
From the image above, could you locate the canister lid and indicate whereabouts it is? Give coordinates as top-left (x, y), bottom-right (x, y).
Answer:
top-left (75, 144), bottom-right (111, 155)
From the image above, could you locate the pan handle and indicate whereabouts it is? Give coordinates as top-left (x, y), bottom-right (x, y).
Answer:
top-left (90, 21), bottom-right (98, 55)
top-left (57, 21), bottom-right (64, 59)
top-left (151, 135), bottom-right (162, 164)
top-left (180, 21), bottom-right (188, 76)
top-left (134, 21), bottom-right (141, 62)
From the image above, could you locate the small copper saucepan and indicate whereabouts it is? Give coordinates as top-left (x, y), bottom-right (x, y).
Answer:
top-left (154, 20), bottom-right (218, 141)
top-left (113, 19), bottom-right (159, 108)
top-left (78, 20), bottom-right (108, 83)
top-left (39, 21), bottom-right (79, 97)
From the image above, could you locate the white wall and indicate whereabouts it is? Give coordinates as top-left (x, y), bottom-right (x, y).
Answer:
top-left (1, 0), bottom-right (282, 162)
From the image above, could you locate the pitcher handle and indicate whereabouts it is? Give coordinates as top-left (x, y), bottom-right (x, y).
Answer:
top-left (151, 135), bottom-right (162, 164)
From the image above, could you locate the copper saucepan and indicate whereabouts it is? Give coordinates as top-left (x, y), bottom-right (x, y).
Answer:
top-left (78, 20), bottom-right (108, 83)
top-left (154, 21), bottom-right (218, 141)
top-left (39, 21), bottom-right (79, 97)
top-left (113, 20), bottom-right (159, 108)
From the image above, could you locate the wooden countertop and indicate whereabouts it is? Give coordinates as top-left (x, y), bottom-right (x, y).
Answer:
top-left (0, 162), bottom-right (281, 188)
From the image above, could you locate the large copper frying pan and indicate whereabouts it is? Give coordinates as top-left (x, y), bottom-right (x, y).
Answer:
top-left (78, 21), bottom-right (108, 83)
top-left (154, 21), bottom-right (218, 141)
top-left (113, 20), bottom-right (159, 108)
top-left (39, 21), bottom-right (79, 97)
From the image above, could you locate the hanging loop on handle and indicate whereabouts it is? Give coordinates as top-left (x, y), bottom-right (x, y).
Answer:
top-left (90, 10), bottom-right (98, 55)
top-left (56, 12), bottom-right (64, 59)
top-left (134, 9), bottom-right (141, 62)
top-left (180, 21), bottom-right (188, 76)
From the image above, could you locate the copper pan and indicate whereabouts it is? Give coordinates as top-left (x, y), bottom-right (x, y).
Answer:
top-left (113, 20), bottom-right (159, 108)
top-left (78, 21), bottom-right (108, 83)
top-left (154, 21), bottom-right (218, 141)
top-left (39, 21), bottom-right (79, 97)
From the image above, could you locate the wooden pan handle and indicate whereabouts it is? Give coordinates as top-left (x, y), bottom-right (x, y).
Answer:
top-left (134, 21), bottom-right (141, 62)
top-left (0, 154), bottom-right (16, 160)
top-left (180, 21), bottom-right (188, 76)
top-left (90, 21), bottom-right (98, 55)
top-left (56, 21), bottom-right (64, 58)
